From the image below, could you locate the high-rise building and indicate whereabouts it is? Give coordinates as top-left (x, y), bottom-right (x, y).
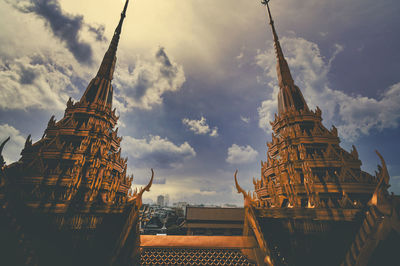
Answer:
top-left (157, 195), bottom-right (165, 206)
top-left (164, 194), bottom-right (170, 206)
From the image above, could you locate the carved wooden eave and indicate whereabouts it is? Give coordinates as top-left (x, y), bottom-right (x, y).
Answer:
top-left (234, 170), bottom-right (275, 265)
top-left (0, 137), bottom-right (10, 168)
top-left (108, 169), bottom-right (154, 264)
top-left (341, 152), bottom-right (400, 266)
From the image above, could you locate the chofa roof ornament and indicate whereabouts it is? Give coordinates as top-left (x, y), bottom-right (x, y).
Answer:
top-left (0, 137), bottom-right (10, 168)
top-left (369, 151), bottom-right (391, 214)
top-left (234, 170), bottom-right (255, 207)
top-left (131, 168), bottom-right (154, 207)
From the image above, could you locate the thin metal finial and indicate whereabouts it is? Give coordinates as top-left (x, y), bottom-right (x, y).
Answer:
top-left (115, 0), bottom-right (130, 36)
top-left (95, 0), bottom-right (130, 81)
top-left (122, 0), bottom-right (129, 17)
top-left (81, 0), bottom-right (131, 106)
top-left (261, 0), bottom-right (274, 26)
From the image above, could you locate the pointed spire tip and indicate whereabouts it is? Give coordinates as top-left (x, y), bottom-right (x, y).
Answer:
top-left (260, 0), bottom-right (309, 115)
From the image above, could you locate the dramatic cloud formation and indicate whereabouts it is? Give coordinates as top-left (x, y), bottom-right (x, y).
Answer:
top-left (87, 24), bottom-right (107, 42)
top-left (140, 177), bottom-right (220, 205)
top-left (226, 144), bottom-right (258, 164)
top-left (1, 0), bottom-right (399, 203)
top-left (133, 173), bottom-right (166, 186)
top-left (122, 135), bottom-right (196, 169)
top-left (0, 0), bottom-right (105, 113)
top-left (0, 124), bottom-right (26, 164)
top-left (256, 37), bottom-right (400, 141)
top-left (114, 47), bottom-right (185, 111)
top-left (182, 116), bottom-right (219, 137)
top-left (9, 0), bottom-right (107, 64)
top-left (0, 54), bottom-right (79, 111)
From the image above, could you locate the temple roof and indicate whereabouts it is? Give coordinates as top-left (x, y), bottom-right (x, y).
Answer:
top-left (140, 235), bottom-right (257, 265)
top-left (186, 207), bottom-right (244, 222)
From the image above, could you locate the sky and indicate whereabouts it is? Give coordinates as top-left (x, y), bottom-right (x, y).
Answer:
top-left (0, 0), bottom-right (399, 206)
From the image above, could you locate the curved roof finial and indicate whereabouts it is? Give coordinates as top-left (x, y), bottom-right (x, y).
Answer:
top-left (138, 168), bottom-right (154, 198)
top-left (234, 170), bottom-right (247, 197)
top-left (369, 151), bottom-right (391, 213)
top-left (0, 137), bottom-right (10, 167)
top-left (234, 170), bottom-right (254, 207)
top-left (130, 168), bottom-right (154, 207)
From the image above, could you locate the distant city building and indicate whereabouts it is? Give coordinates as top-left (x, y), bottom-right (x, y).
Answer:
top-left (157, 195), bottom-right (164, 206)
top-left (164, 194), bottom-right (170, 206)
top-left (173, 201), bottom-right (188, 215)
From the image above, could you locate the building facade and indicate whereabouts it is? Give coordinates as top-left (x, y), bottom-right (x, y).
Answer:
top-left (157, 195), bottom-right (165, 207)
top-left (183, 206), bottom-right (244, 236)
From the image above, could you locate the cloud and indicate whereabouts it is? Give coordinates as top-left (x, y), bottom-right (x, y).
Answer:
top-left (122, 135), bottom-right (196, 169)
top-left (0, 55), bottom-right (78, 111)
top-left (240, 116), bottom-right (250, 124)
top-left (182, 116), bottom-right (219, 137)
top-left (87, 24), bottom-right (107, 42)
top-left (134, 170), bottom-right (250, 205)
top-left (0, 124), bottom-right (26, 164)
top-left (236, 52), bottom-right (244, 60)
top-left (209, 127), bottom-right (219, 137)
top-left (9, 0), bottom-right (105, 64)
top-left (226, 144), bottom-right (258, 164)
top-left (0, 0), bottom-right (106, 112)
top-left (114, 47), bottom-right (185, 111)
top-left (133, 174), bottom-right (166, 185)
top-left (152, 177), bottom-right (167, 185)
top-left (256, 36), bottom-right (400, 141)
top-left (137, 178), bottom-right (219, 205)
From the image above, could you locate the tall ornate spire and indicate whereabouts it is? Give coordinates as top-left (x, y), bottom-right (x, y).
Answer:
top-left (262, 0), bottom-right (308, 115)
top-left (80, 0), bottom-right (130, 107)
top-left (97, 0), bottom-right (129, 80)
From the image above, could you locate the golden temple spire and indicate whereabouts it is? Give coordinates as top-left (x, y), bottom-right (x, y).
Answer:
top-left (97, 0), bottom-right (130, 80)
top-left (262, 0), bottom-right (309, 115)
top-left (80, 0), bottom-right (130, 107)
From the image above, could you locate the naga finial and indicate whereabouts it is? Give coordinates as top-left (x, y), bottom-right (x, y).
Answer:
top-left (375, 150), bottom-right (390, 186)
top-left (261, 0), bottom-right (273, 25)
top-left (139, 168), bottom-right (154, 198)
top-left (369, 151), bottom-right (391, 212)
top-left (0, 137), bottom-right (10, 167)
top-left (131, 168), bottom-right (154, 207)
top-left (234, 170), bottom-right (254, 207)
